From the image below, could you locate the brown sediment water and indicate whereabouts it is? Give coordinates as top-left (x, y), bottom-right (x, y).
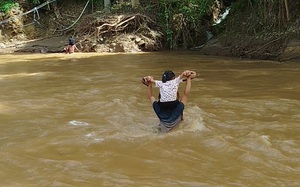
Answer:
top-left (0, 52), bottom-right (299, 186)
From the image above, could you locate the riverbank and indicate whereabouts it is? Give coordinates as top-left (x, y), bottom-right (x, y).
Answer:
top-left (1, 35), bottom-right (299, 63)
top-left (0, 36), bottom-right (67, 53)
top-left (1, 1), bottom-right (299, 62)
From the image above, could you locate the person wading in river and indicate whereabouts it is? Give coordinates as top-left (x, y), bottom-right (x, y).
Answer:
top-left (64, 36), bottom-right (79, 54)
top-left (142, 70), bottom-right (196, 132)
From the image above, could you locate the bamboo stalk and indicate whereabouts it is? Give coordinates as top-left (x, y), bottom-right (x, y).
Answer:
top-left (284, 0), bottom-right (290, 21)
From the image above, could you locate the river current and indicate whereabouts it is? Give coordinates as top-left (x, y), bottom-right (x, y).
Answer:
top-left (0, 52), bottom-right (299, 186)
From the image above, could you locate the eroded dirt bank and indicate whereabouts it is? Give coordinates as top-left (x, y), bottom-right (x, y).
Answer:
top-left (0, 1), bottom-right (299, 62)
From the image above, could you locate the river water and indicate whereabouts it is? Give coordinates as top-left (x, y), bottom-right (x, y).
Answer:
top-left (0, 52), bottom-right (299, 186)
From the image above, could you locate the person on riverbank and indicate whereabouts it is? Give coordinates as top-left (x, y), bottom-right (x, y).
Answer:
top-left (64, 36), bottom-right (79, 54)
top-left (142, 70), bottom-right (196, 132)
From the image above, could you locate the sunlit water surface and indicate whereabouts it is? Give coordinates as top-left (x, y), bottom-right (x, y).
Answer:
top-left (0, 52), bottom-right (299, 186)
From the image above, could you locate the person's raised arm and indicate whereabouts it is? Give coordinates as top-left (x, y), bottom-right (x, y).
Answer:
top-left (147, 76), bottom-right (156, 84)
top-left (180, 70), bottom-right (197, 80)
top-left (179, 70), bottom-right (193, 79)
top-left (178, 71), bottom-right (186, 79)
top-left (180, 76), bottom-right (191, 105)
top-left (147, 81), bottom-right (156, 103)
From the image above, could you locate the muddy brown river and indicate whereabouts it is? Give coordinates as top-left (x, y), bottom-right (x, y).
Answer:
top-left (0, 52), bottom-right (299, 186)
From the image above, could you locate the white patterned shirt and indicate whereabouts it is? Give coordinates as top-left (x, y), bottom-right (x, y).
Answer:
top-left (155, 76), bottom-right (182, 102)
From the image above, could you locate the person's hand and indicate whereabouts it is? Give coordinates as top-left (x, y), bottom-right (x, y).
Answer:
top-left (183, 70), bottom-right (187, 77)
top-left (146, 76), bottom-right (154, 83)
top-left (184, 70), bottom-right (191, 77)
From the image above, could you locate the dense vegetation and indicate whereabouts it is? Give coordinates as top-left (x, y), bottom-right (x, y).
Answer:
top-left (0, 0), bottom-right (18, 13)
top-left (219, 0), bottom-right (300, 59)
top-left (1, 0), bottom-right (300, 60)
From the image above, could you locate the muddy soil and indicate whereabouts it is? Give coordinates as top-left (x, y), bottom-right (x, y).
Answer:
top-left (0, 35), bottom-right (68, 53)
top-left (0, 1), bottom-right (299, 62)
top-left (0, 1), bottom-right (162, 54)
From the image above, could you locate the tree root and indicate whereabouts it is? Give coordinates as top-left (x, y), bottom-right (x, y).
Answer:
top-left (75, 13), bottom-right (162, 52)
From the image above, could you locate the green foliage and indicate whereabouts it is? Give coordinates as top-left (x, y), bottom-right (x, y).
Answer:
top-left (159, 0), bottom-right (214, 49)
top-left (159, 0), bottom-right (172, 48)
top-left (30, 0), bottom-right (40, 4)
top-left (179, 0), bottom-right (213, 21)
top-left (0, 0), bottom-right (18, 13)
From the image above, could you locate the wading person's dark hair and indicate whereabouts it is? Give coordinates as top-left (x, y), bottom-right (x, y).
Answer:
top-left (162, 70), bottom-right (175, 83)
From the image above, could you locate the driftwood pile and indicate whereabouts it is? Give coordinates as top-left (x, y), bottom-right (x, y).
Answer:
top-left (75, 13), bottom-right (163, 52)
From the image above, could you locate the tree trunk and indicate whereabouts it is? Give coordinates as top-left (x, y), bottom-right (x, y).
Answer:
top-left (284, 0), bottom-right (290, 21)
